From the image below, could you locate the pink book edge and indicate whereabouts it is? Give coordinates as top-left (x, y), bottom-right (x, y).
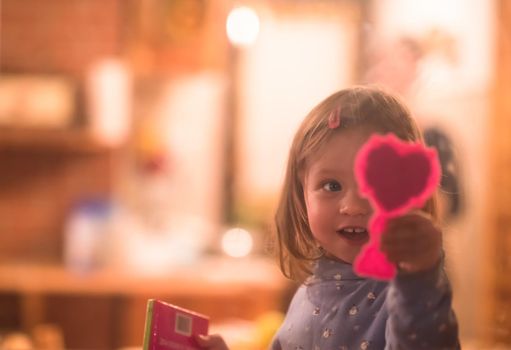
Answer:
top-left (142, 299), bottom-right (210, 350)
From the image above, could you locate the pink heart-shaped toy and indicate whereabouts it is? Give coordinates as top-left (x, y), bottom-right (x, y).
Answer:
top-left (353, 133), bottom-right (441, 280)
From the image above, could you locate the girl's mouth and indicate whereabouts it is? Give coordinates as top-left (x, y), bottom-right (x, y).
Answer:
top-left (337, 227), bottom-right (369, 245)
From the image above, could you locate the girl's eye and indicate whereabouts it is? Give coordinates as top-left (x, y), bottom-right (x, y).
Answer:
top-left (322, 181), bottom-right (342, 192)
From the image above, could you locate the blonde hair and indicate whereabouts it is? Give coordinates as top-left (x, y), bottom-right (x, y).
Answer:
top-left (273, 85), bottom-right (438, 282)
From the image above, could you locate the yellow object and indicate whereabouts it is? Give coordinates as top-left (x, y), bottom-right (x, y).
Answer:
top-left (255, 311), bottom-right (285, 349)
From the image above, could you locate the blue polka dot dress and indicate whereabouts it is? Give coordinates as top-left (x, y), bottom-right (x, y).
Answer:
top-left (270, 257), bottom-right (460, 350)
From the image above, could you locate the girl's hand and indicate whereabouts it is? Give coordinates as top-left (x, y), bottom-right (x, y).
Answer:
top-left (380, 210), bottom-right (442, 274)
top-left (195, 334), bottom-right (229, 350)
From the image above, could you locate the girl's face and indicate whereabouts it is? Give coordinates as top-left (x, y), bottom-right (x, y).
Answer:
top-left (303, 126), bottom-right (374, 263)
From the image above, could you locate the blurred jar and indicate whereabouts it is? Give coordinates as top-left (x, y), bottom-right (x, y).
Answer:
top-left (63, 198), bottom-right (111, 273)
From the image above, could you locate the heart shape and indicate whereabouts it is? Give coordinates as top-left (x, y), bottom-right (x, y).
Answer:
top-left (355, 133), bottom-right (440, 216)
top-left (353, 133), bottom-right (441, 280)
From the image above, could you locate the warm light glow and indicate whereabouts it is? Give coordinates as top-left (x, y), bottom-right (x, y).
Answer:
top-left (226, 6), bottom-right (260, 46)
top-left (221, 227), bottom-right (253, 258)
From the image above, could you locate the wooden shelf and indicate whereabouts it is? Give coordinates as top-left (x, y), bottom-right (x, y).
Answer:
top-left (0, 127), bottom-right (112, 154)
top-left (0, 257), bottom-right (288, 296)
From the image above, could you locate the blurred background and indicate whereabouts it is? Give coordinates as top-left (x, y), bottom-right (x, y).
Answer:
top-left (0, 0), bottom-right (509, 349)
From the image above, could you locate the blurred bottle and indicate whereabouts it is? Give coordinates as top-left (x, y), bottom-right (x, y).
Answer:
top-left (63, 198), bottom-right (111, 273)
top-left (86, 58), bottom-right (132, 147)
top-left (31, 324), bottom-right (65, 350)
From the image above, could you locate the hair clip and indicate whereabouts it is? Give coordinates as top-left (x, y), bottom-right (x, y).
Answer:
top-left (327, 107), bottom-right (341, 129)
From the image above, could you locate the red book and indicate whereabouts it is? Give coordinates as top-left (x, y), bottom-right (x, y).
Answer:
top-left (142, 299), bottom-right (210, 350)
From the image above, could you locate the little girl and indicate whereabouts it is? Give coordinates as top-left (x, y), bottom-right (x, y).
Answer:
top-left (197, 86), bottom-right (460, 349)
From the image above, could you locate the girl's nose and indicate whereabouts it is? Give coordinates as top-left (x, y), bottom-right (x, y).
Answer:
top-left (339, 190), bottom-right (370, 216)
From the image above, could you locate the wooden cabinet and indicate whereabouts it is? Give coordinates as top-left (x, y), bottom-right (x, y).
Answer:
top-left (0, 258), bottom-right (291, 349)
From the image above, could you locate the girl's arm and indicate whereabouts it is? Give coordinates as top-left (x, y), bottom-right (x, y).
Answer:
top-left (380, 211), bottom-right (460, 349)
top-left (385, 261), bottom-right (460, 349)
